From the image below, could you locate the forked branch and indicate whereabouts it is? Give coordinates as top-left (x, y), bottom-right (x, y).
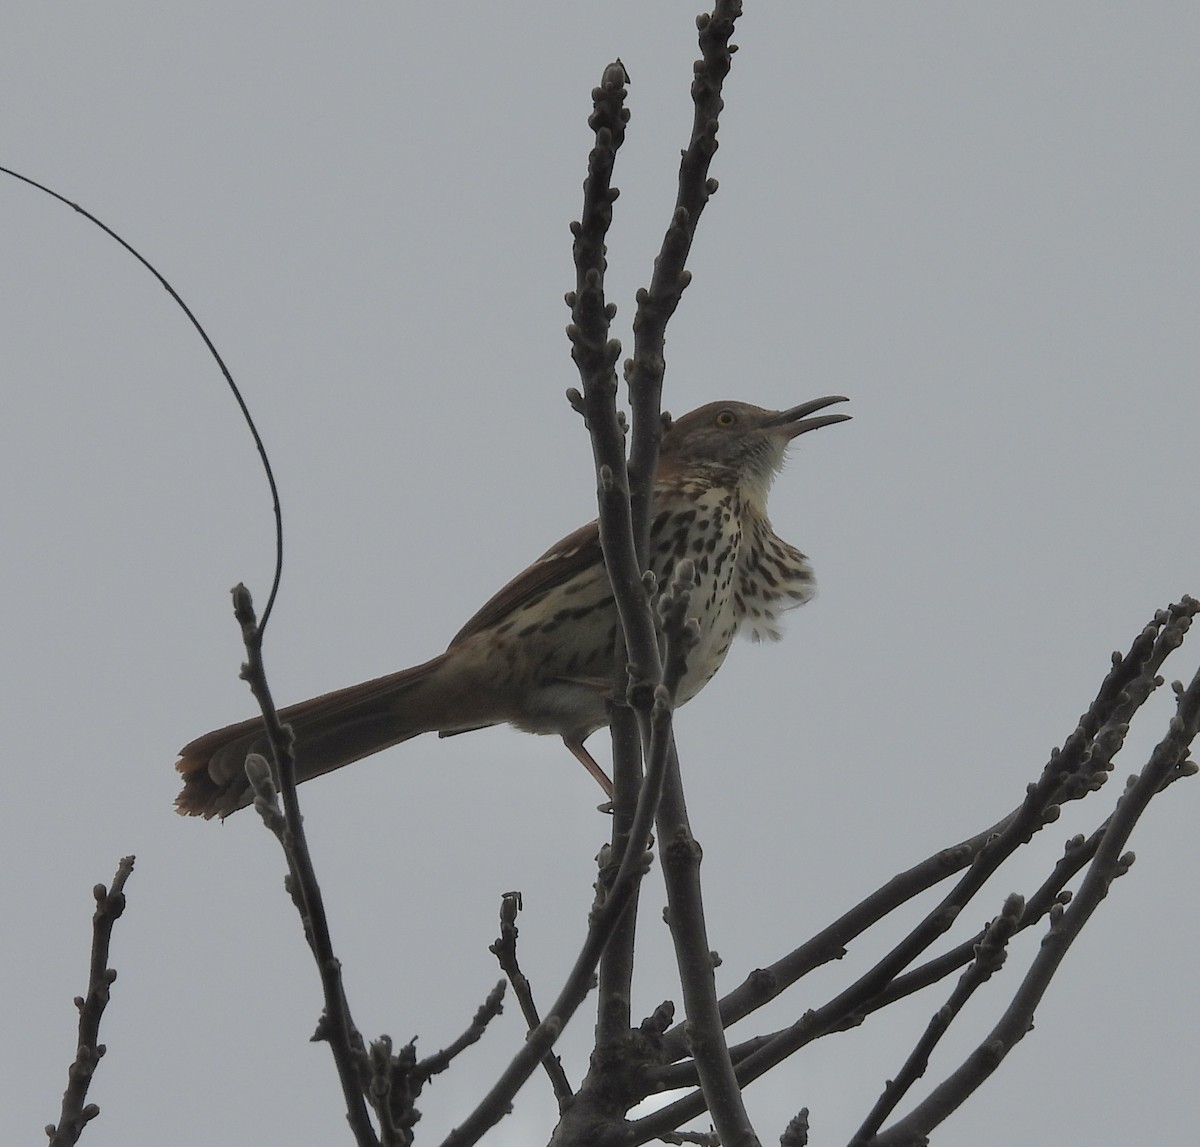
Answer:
top-left (234, 585), bottom-right (378, 1146)
top-left (45, 857), bottom-right (135, 1147)
top-left (630, 599), bottom-right (1197, 1144)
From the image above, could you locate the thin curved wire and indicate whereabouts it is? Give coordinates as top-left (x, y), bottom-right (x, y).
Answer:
top-left (1, 164), bottom-right (284, 630)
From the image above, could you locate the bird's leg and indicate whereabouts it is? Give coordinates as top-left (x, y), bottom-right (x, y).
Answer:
top-left (563, 736), bottom-right (613, 797)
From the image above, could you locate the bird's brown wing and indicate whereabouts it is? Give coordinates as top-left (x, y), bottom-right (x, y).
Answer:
top-left (447, 520), bottom-right (603, 647)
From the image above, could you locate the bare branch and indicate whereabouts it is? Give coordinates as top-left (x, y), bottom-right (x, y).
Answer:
top-left (872, 662), bottom-right (1200, 1146)
top-left (440, 813), bottom-right (661, 1145)
top-left (655, 596), bottom-right (1200, 1063)
top-left (442, 32), bottom-right (759, 1134)
top-left (414, 981), bottom-right (507, 1084)
top-left (566, 54), bottom-right (663, 718)
top-left (567, 8), bottom-right (758, 1143)
top-left (841, 760), bottom-right (1189, 1028)
top-left (634, 599), bottom-right (1199, 1142)
top-left (489, 893), bottom-right (574, 1104)
top-left (566, 55), bottom-right (661, 1060)
top-left (360, 983), bottom-right (507, 1146)
top-left (596, 703), bottom-right (646, 1044)
top-left (656, 737), bottom-right (761, 1147)
top-left (625, 0), bottom-right (744, 561)
top-left (233, 584), bottom-right (378, 1147)
top-left (849, 893), bottom-right (1025, 1145)
top-left (45, 856), bottom-right (135, 1147)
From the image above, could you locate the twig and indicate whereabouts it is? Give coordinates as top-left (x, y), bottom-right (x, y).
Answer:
top-left (655, 596), bottom-right (1200, 1064)
top-left (569, 8), bottom-right (755, 1143)
top-left (415, 983), bottom-right (508, 1082)
top-left (625, 0), bottom-right (744, 563)
top-left (570, 564), bottom-right (698, 1132)
top-left (596, 703), bottom-right (645, 1043)
top-left (872, 664), bottom-right (1200, 1147)
top-left (634, 600), bottom-right (1199, 1141)
top-left (364, 983), bottom-right (506, 1146)
top-left (233, 584), bottom-right (379, 1147)
top-left (444, 27), bottom-right (750, 1133)
top-left (490, 893), bottom-right (574, 1104)
top-left (654, 826), bottom-right (1001, 1072)
top-left (649, 751), bottom-right (1196, 1109)
top-left (0, 166), bottom-right (283, 630)
top-left (566, 53), bottom-right (657, 1054)
top-left (607, 557), bottom-right (699, 904)
top-left (657, 736), bottom-right (761, 1147)
top-left (439, 862), bottom-right (647, 1146)
top-left (46, 856), bottom-right (135, 1147)
top-left (849, 893), bottom-right (1025, 1146)
top-left (723, 826), bottom-right (1118, 1068)
top-left (839, 773), bottom-right (1200, 1025)
top-left (566, 55), bottom-right (663, 718)
top-left (652, 558), bottom-right (759, 1140)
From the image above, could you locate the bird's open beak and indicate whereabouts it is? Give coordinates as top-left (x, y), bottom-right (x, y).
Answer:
top-left (764, 395), bottom-right (851, 439)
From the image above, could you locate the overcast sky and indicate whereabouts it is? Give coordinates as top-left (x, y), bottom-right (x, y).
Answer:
top-left (3, 4), bottom-right (1198, 1145)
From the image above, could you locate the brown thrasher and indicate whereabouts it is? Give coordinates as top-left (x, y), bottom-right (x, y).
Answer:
top-left (175, 396), bottom-right (849, 818)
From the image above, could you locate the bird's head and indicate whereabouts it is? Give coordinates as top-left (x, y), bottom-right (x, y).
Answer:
top-left (657, 395), bottom-right (850, 501)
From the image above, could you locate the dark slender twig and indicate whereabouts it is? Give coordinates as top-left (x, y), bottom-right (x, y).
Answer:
top-left (651, 752), bottom-right (1196, 1102)
top-left (250, 743), bottom-right (510, 1143)
top-left (413, 984), bottom-right (508, 1083)
top-left (838, 777), bottom-right (1200, 1026)
top-left (233, 585), bottom-right (378, 1147)
top-left (566, 9), bottom-right (753, 1142)
top-left (656, 736), bottom-right (761, 1147)
top-left (608, 557), bottom-right (699, 900)
top-left (46, 856), bottom-right (135, 1147)
top-left (625, 0), bottom-right (744, 564)
top-left (440, 653), bottom-right (692, 1143)
top-left (0, 166), bottom-right (284, 631)
top-left (830, 854), bottom-right (1085, 1030)
top-left (440, 635), bottom-right (676, 1143)
top-left (584, 455), bottom-right (669, 795)
top-left (655, 822), bottom-right (1102, 1092)
top-left (656, 824), bottom-right (1003, 1069)
top-left (597, 704), bottom-right (646, 1044)
top-left (651, 557), bottom-right (759, 1141)
top-left (490, 893), bottom-right (574, 1104)
top-left (849, 893), bottom-right (1025, 1146)
top-left (566, 56), bottom-right (663, 718)
top-left (564, 564), bottom-right (696, 1132)
top-left (871, 665), bottom-right (1200, 1147)
top-left (364, 981), bottom-right (505, 1143)
top-left (656, 596), bottom-right (1200, 1064)
top-left (633, 601), bottom-right (1199, 1143)
top-left (566, 56), bottom-right (661, 1059)
top-left (438, 844), bottom-right (654, 1146)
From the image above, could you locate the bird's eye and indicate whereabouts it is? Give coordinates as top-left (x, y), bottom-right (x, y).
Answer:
top-left (715, 410), bottom-right (737, 428)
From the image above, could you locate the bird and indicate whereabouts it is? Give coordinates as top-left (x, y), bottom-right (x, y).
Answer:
top-left (175, 396), bottom-right (849, 818)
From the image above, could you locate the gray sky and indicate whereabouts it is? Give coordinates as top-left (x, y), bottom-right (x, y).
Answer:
top-left (3, 3), bottom-right (1198, 1144)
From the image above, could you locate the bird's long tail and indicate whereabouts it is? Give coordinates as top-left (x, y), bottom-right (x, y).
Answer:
top-left (175, 653), bottom-right (459, 818)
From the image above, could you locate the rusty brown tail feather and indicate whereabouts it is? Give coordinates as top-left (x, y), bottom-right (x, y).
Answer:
top-left (174, 654), bottom-right (459, 819)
